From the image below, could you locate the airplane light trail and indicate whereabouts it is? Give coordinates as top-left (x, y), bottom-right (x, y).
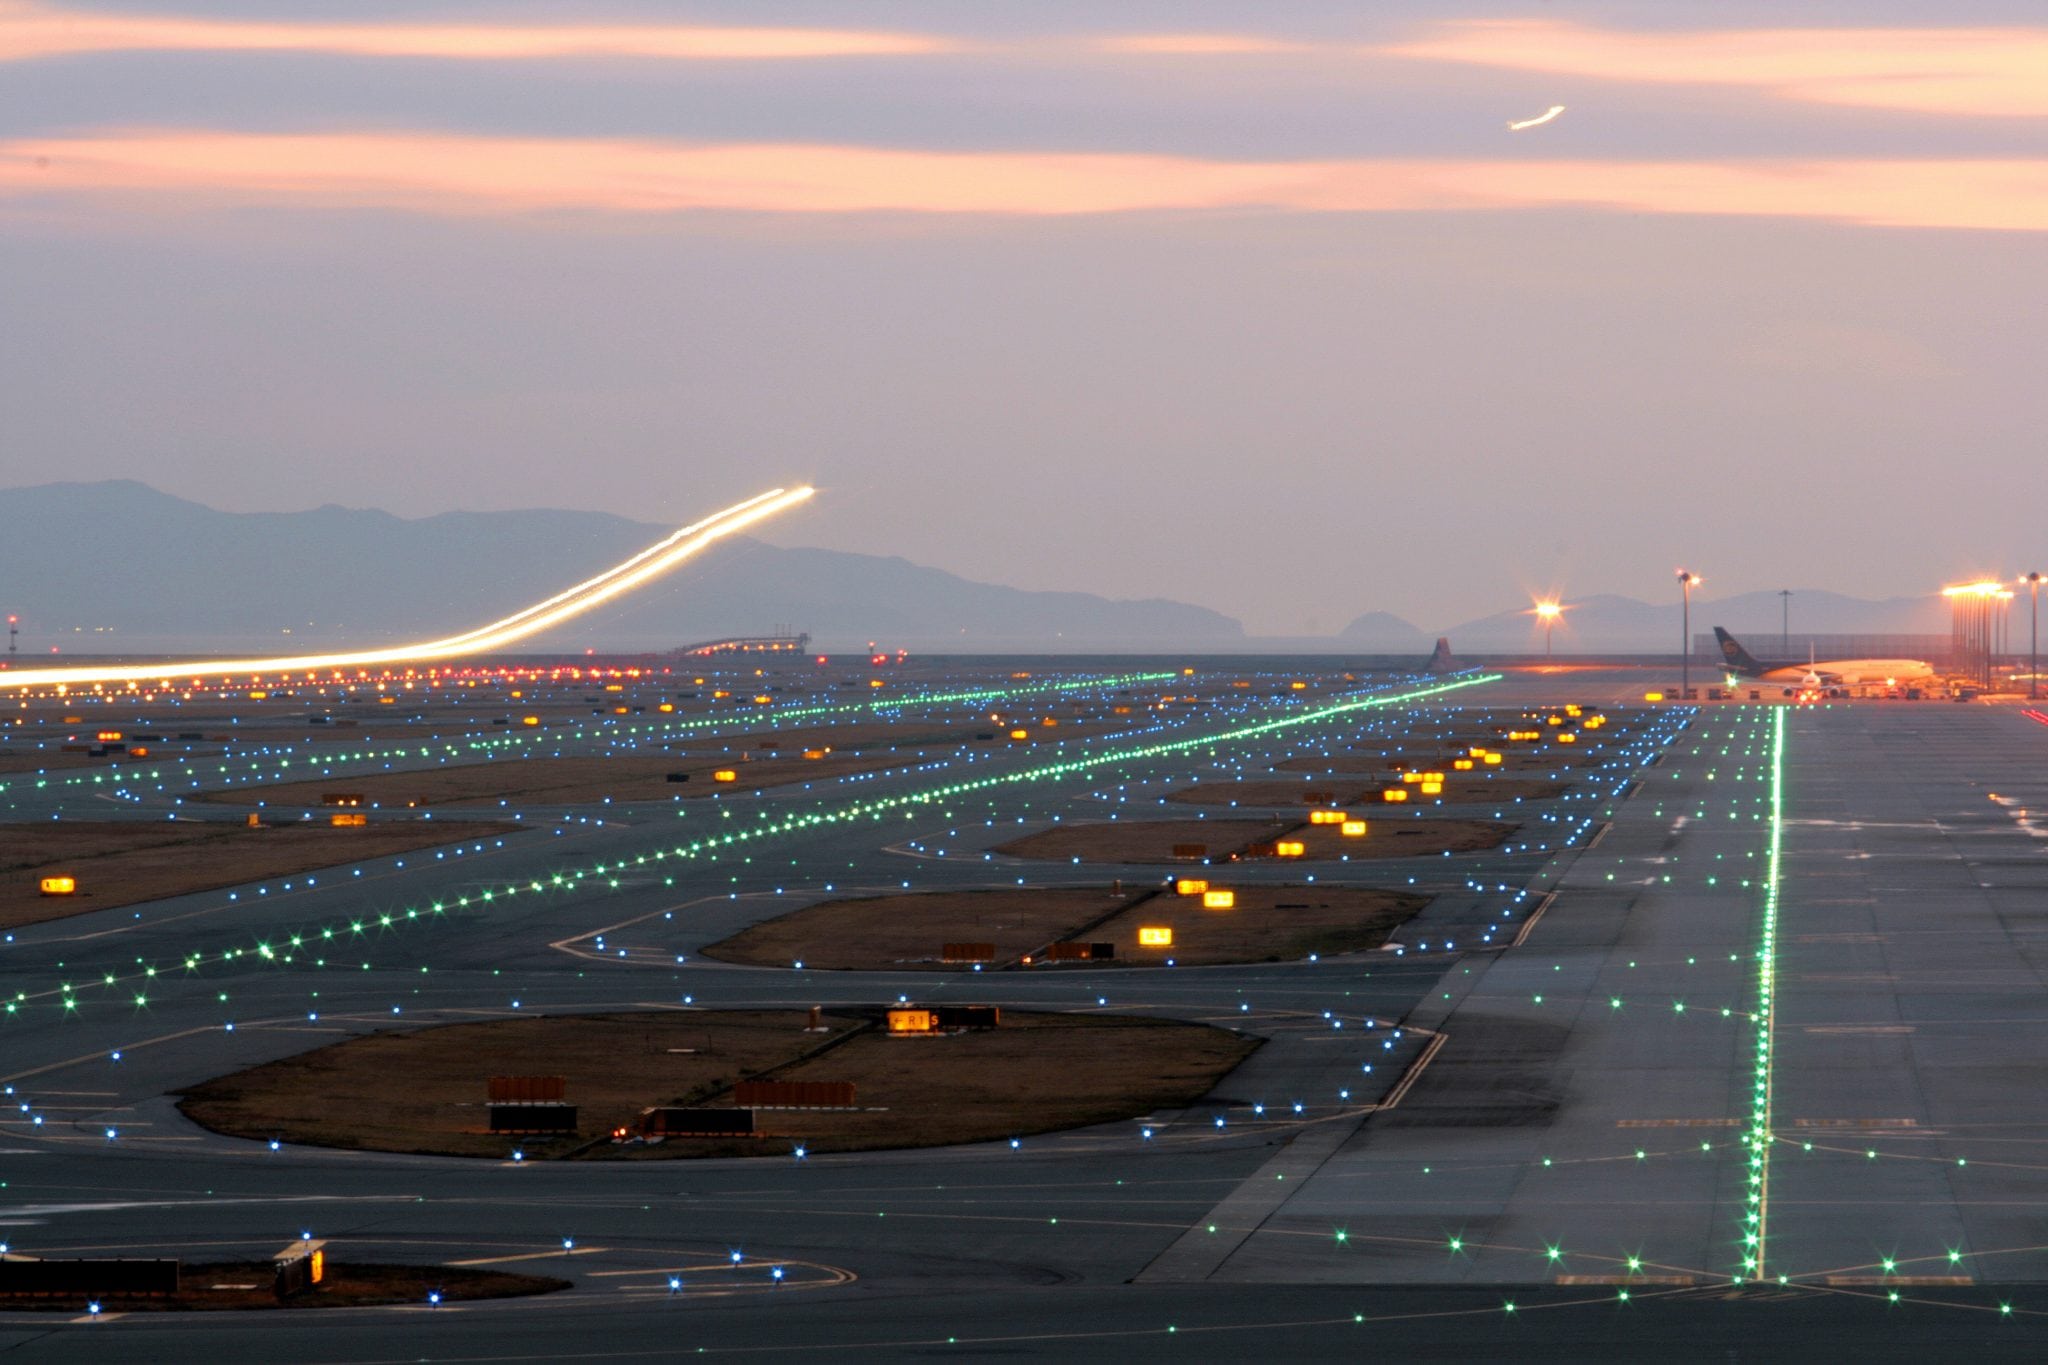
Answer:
top-left (0, 485), bottom-right (815, 690)
top-left (1507, 104), bottom-right (1566, 131)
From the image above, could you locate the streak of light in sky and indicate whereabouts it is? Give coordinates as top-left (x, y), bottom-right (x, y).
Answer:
top-left (0, 486), bottom-right (815, 689)
top-left (1507, 105), bottom-right (1567, 131)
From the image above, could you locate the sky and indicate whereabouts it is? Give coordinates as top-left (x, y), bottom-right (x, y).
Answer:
top-left (3, 1), bottom-right (2045, 633)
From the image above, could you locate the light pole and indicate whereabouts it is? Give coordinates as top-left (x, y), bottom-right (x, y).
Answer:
top-left (1678, 571), bottom-right (1700, 700)
top-left (2028, 573), bottom-right (2041, 700)
top-left (1534, 600), bottom-right (1563, 664)
top-left (1779, 589), bottom-right (1790, 658)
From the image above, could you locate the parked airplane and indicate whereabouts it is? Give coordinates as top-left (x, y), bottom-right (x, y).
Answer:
top-left (1713, 627), bottom-right (1935, 690)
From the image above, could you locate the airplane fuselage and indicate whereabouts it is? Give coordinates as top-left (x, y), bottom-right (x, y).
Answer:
top-left (1742, 659), bottom-right (1935, 687)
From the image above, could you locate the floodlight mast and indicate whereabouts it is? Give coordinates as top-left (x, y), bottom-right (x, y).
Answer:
top-left (1677, 571), bottom-right (1701, 701)
top-left (2028, 573), bottom-right (2041, 701)
top-left (1533, 600), bottom-right (1563, 662)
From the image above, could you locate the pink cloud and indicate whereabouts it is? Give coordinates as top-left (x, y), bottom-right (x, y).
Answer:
top-left (4, 130), bottom-right (2047, 232)
top-left (0, 1), bottom-right (952, 62)
top-left (1392, 19), bottom-right (2048, 119)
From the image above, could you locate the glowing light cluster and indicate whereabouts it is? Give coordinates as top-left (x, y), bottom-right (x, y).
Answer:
top-left (1741, 705), bottom-right (1786, 1282)
top-left (0, 674), bottom-right (1498, 1016)
top-left (0, 669), bottom-right (1178, 801)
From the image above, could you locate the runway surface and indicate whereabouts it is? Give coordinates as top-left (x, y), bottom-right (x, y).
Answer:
top-left (3, 661), bottom-right (2045, 1359)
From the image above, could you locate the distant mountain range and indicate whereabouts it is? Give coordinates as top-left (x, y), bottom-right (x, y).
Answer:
top-left (0, 481), bottom-right (1953, 655)
top-left (0, 481), bottom-right (1241, 653)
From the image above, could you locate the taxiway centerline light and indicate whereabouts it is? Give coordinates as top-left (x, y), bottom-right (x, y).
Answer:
top-left (0, 486), bottom-right (814, 690)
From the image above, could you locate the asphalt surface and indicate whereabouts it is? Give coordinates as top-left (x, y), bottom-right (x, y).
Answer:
top-left (3, 662), bottom-right (2046, 1360)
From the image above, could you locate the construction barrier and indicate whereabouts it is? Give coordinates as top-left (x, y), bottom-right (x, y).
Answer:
top-left (0, 1259), bottom-right (179, 1298)
top-left (631, 1107), bottom-right (756, 1137)
top-left (487, 1075), bottom-right (567, 1103)
top-left (733, 1080), bottom-right (856, 1109)
top-left (486, 1103), bottom-right (577, 1133)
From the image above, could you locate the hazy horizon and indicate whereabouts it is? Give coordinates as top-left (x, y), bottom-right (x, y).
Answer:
top-left (0, 475), bottom-right (1968, 658)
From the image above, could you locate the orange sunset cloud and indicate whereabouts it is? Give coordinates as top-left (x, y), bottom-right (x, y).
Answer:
top-left (4, 131), bottom-right (2048, 233)
top-left (0, 1), bottom-right (951, 63)
top-left (1392, 19), bottom-right (2048, 119)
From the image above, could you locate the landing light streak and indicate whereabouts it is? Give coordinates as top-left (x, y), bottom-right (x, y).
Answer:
top-left (0, 486), bottom-right (814, 691)
top-left (1507, 104), bottom-right (1566, 131)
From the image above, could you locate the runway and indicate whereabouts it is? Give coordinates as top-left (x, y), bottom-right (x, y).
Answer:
top-left (4, 663), bottom-right (2046, 1358)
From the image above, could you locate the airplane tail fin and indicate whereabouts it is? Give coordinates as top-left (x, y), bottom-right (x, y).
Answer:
top-left (1713, 627), bottom-right (1764, 675)
top-left (1425, 637), bottom-right (1455, 673)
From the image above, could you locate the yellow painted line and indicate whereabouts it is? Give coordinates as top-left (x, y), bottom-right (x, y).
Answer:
top-left (447, 1247), bottom-right (608, 1267)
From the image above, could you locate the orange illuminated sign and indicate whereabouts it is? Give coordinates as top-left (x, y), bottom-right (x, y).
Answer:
top-left (887, 1009), bottom-right (936, 1034)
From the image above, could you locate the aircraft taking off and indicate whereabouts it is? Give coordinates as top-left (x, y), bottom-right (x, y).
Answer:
top-left (1712, 627), bottom-right (1935, 690)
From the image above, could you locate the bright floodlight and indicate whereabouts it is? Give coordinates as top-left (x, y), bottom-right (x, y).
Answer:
top-left (0, 485), bottom-right (815, 690)
top-left (1533, 601), bottom-right (1563, 621)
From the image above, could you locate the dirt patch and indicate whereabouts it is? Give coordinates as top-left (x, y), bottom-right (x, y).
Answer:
top-left (1165, 780), bottom-right (1378, 807)
top-left (1086, 884), bottom-right (1426, 963)
top-left (705, 887), bottom-right (1144, 969)
top-left (1431, 778), bottom-right (1571, 803)
top-left (196, 752), bottom-right (927, 808)
top-left (0, 1261), bottom-right (566, 1312)
top-left (994, 816), bottom-right (1514, 864)
top-left (0, 749), bottom-right (128, 775)
top-left (1169, 776), bottom-right (1568, 806)
top-left (0, 820), bottom-right (521, 930)
top-left (1275, 748), bottom-right (1589, 778)
top-left (704, 884), bottom-right (1426, 969)
top-left (177, 1009), bottom-right (1257, 1159)
top-left (190, 720), bottom-right (1075, 808)
top-left (994, 818), bottom-right (1294, 864)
